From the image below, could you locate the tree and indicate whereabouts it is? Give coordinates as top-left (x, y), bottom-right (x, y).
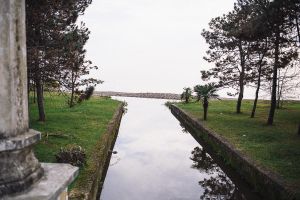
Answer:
top-left (194, 83), bottom-right (219, 120)
top-left (249, 39), bottom-right (271, 118)
top-left (236, 0), bottom-right (299, 125)
top-left (276, 64), bottom-right (300, 109)
top-left (181, 87), bottom-right (192, 103)
top-left (58, 23), bottom-right (102, 107)
top-left (201, 6), bottom-right (253, 114)
top-left (26, 0), bottom-right (93, 120)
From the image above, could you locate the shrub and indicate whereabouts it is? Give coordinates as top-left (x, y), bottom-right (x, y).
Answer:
top-left (55, 144), bottom-right (86, 167)
top-left (77, 86), bottom-right (95, 103)
top-left (84, 86), bottom-right (94, 100)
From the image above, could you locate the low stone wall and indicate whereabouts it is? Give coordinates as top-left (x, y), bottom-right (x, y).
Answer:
top-left (69, 103), bottom-right (124, 200)
top-left (169, 104), bottom-right (298, 200)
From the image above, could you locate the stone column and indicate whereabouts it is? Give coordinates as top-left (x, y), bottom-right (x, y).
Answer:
top-left (0, 0), bottom-right (43, 196)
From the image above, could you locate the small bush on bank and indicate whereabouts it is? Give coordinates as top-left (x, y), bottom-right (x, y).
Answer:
top-left (55, 144), bottom-right (87, 167)
top-left (84, 86), bottom-right (94, 100)
top-left (78, 86), bottom-right (95, 103)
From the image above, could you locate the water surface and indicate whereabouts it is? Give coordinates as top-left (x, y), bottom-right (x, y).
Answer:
top-left (100, 97), bottom-right (258, 200)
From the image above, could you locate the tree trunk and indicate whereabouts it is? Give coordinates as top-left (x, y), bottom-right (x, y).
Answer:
top-left (276, 69), bottom-right (281, 109)
top-left (237, 39), bottom-right (245, 114)
top-left (70, 87), bottom-right (75, 108)
top-left (236, 84), bottom-right (244, 114)
top-left (267, 29), bottom-right (280, 125)
top-left (69, 71), bottom-right (75, 108)
top-left (203, 98), bottom-right (209, 120)
top-left (298, 123), bottom-right (300, 135)
top-left (35, 73), bottom-right (45, 121)
top-left (251, 63), bottom-right (262, 118)
top-left (296, 17), bottom-right (300, 44)
top-left (33, 81), bottom-right (36, 104)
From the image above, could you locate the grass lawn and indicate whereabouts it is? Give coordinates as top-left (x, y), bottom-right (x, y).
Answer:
top-left (29, 93), bottom-right (121, 192)
top-left (176, 99), bottom-right (300, 191)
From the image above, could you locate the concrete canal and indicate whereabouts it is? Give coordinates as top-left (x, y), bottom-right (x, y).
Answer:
top-left (100, 97), bottom-right (261, 200)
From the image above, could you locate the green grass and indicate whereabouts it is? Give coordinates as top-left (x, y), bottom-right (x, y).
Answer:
top-left (29, 93), bottom-right (121, 191)
top-left (176, 100), bottom-right (300, 190)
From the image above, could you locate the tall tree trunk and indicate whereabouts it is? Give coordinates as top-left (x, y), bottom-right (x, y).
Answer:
top-left (237, 81), bottom-right (244, 114)
top-left (70, 88), bottom-right (74, 108)
top-left (70, 71), bottom-right (76, 108)
top-left (35, 72), bottom-right (45, 121)
top-left (251, 63), bottom-right (262, 118)
top-left (296, 17), bottom-right (300, 44)
top-left (237, 39), bottom-right (245, 114)
top-left (298, 123), bottom-right (300, 135)
top-left (276, 69), bottom-right (281, 109)
top-left (267, 29), bottom-right (280, 125)
top-left (33, 81), bottom-right (36, 104)
top-left (203, 98), bottom-right (208, 120)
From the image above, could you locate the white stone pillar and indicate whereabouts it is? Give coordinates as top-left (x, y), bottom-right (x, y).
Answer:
top-left (0, 1), bottom-right (78, 199)
top-left (0, 0), bottom-right (44, 196)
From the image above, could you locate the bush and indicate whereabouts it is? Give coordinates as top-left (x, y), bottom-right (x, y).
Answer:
top-left (84, 86), bottom-right (94, 100)
top-left (77, 86), bottom-right (95, 103)
top-left (55, 144), bottom-right (86, 167)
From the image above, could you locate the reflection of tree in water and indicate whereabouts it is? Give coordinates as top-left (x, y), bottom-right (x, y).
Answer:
top-left (190, 147), bottom-right (246, 200)
top-left (179, 123), bottom-right (189, 134)
top-left (190, 146), bottom-right (218, 174)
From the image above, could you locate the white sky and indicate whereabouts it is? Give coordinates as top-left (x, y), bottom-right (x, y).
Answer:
top-left (79, 0), bottom-right (252, 97)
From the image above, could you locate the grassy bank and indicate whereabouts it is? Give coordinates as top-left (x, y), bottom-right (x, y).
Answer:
top-left (29, 94), bottom-right (121, 193)
top-left (176, 100), bottom-right (300, 191)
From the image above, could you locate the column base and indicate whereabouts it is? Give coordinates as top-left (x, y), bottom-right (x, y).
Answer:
top-left (0, 130), bottom-right (43, 197)
top-left (0, 165), bottom-right (44, 197)
top-left (4, 163), bottom-right (79, 200)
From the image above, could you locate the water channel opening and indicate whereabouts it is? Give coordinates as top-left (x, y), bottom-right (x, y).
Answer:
top-left (100, 97), bottom-right (260, 200)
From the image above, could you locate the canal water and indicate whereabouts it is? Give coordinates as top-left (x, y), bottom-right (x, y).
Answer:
top-left (100, 97), bottom-right (259, 200)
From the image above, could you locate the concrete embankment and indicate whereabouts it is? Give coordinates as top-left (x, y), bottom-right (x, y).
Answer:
top-left (69, 103), bottom-right (125, 200)
top-left (169, 104), bottom-right (298, 200)
top-left (94, 91), bottom-right (181, 100)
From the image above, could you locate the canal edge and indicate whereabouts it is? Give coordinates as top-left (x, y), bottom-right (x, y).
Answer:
top-left (168, 104), bottom-right (297, 200)
top-left (69, 102), bottom-right (125, 200)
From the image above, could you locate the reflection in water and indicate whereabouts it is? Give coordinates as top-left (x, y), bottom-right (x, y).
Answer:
top-left (190, 147), bottom-right (246, 200)
top-left (180, 123), bottom-right (190, 134)
top-left (190, 147), bottom-right (218, 174)
top-left (100, 97), bottom-right (255, 200)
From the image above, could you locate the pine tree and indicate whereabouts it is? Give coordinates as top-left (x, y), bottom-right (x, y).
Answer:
top-left (26, 0), bottom-right (93, 120)
top-left (59, 23), bottom-right (102, 107)
top-left (201, 6), bottom-right (252, 114)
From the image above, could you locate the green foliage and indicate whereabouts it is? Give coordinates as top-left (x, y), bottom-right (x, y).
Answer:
top-left (202, 0), bottom-right (300, 121)
top-left (194, 83), bottom-right (219, 120)
top-left (83, 86), bottom-right (95, 100)
top-left (181, 87), bottom-right (192, 103)
top-left (55, 144), bottom-right (86, 167)
top-left (26, 0), bottom-right (100, 117)
top-left (77, 86), bottom-right (95, 104)
top-left (194, 83), bottom-right (219, 102)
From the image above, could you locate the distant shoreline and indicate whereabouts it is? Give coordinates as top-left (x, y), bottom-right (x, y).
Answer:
top-left (94, 91), bottom-right (300, 101)
top-left (94, 91), bottom-right (181, 100)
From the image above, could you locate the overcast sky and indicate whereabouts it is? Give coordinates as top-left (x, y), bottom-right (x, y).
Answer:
top-left (80, 0), bottom-right (246, 96)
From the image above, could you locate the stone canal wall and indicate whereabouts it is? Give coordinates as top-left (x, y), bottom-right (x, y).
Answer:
top-left (169, 104), bottom-right (297, 200)
top-left (69, 103), bottom-right (125, 200)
